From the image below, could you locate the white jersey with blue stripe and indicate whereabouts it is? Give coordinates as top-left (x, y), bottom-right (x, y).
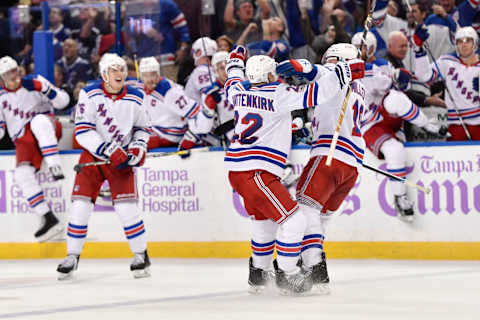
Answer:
top-left (0, 86), bottom-right (66, 143)
top-left (224, 66), bottom-right (341, 178)
top-left (310, 77), bottom-right (367, 169)
top-left (360, 62), bottom-right (394, 132)
top-left (415, 52), bottom-right (480, 125)
top-left (142, 78), bottom-right (200, 143)
top-left (74, 82), bottom-right (150, 158)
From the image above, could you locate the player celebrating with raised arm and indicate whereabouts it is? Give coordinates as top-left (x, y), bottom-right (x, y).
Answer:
top-left (224, 46), bottom-right (364, 294)
top-left (0, 56), bottom-right (70, 242)
top-left (138, 57), bottom-right (200, 149)
top-left (57, 53), bottom-right (151, 280)
top-left (277, 44), bottom-right (367, 294)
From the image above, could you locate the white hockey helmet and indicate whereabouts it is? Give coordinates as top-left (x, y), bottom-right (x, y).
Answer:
top-left (0, 56), bottom-right (18, 80)
top-left (192, 37), bottom-right (218, 63)
top-left (322, 43), bottom-right (360, 64)
top-left (211, 51), bottom-right (228, 67)
top-left (139, 57), bottom-right (160, 75)
top-left (246, 55), bottom-right (277, 83)
top-left (99, 53), bottom-right (127, 83)
top-left (351, 31), bottom-right (377, 58)
top-left (455, 26), bottom-right (479, 47)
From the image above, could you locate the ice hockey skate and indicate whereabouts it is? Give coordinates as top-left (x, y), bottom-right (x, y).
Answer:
top-left (273, 260), bottom-right (313, 295)
top-left (310, 252), bottom-right (330, 294)
top-left (394, 194), bottom-right (414, 222)
top-left (247, 257), bottom-right (275, 294)
top-left (49, 164), bottom-right (65, 181)
top-left (34, 211), bottom-right (63, 242)
top-left (131, 250), bottom-right (151, 278)
top-left (57, 254), bottom-right (79, 280)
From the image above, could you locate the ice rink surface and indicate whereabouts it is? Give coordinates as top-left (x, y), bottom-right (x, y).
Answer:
top-left (0, 258), bottom-right (479, 320)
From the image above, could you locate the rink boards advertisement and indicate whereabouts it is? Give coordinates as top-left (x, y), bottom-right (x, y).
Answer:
top-left (1, 143), bottom-right (480, 260)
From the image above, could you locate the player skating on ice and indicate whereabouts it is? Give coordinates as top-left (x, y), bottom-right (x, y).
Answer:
top-left (224, 45), bottom-right (364, 294)
top-left (57, 53), bottom-right (151, 280)
top-left (276, 43), bottom-right (367, 294)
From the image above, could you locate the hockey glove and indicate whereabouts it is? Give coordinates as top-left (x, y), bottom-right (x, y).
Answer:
top-left (178, 130), bottom-right (201, 159)
top-left (226, 46), bottom-right (248, 73)
top-left (393, 68), bottom-right (412, 91)
top-left (413, 24), bottom-right (429, 48)
top-left (202, 83), bottom-right (221, 118)
top-left (127, 140), bottom-right (147, 167)
top-left (203, 83), bottom-right (222, 103)
top-left (423, 119), bottom-right (449, 138)
top-left (335, 59), bottom-right (365, 88)
top-left (276, 59), bottom-right (317, 81)
top-left (97, 141), bottom-right (128, 169)
top-left (22, 75), bottom-right (57, 99)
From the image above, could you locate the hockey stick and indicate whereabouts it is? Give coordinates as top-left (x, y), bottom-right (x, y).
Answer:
top-left (402, 0), bottom-right (471, 140)
top-left (131, 40), bottom-right (140, 80)
top-left (326, 0), bottom-right (376, 166)
top-left (362, 163), bottom-right (431, 194)
top-left (73, 147), bottom-right (210, 173)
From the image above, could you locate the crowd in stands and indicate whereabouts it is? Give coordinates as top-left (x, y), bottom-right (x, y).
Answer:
top-left (1, 0), bottom-right (480, 150)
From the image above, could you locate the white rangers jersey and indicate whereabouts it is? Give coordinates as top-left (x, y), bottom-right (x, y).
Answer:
top-left (74, 82), bottom-right (150, 158)
top-left (0, 84), bottom-right (69, 142)
top-left (361, 61), bottom-right (430, 132)
top-left (189, 81), bottom-right (235, 142)
top-left (224, 66), bottom-right (342, 178)
top-left (415, 52), bottom-right (480, 125)
top-left (310, 77), bottom-right (367, 169)
top-left (142, 78), bottom-right (200, 143)
top-left (184, 64), bottom-right (216, 103)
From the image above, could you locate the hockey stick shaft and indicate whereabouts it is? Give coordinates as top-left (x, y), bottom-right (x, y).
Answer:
top-left (326, 86), bottom-right (351, 166)
top-left (362, 163), bottom-right (431, 194)
top-left (326, 0), bottom-right (375, 167)
top-left (73, 147), bottom-right (210, 173)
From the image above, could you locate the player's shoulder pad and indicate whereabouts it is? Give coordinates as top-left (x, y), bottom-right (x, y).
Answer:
top-left (372, 58), bottom-right (389, 67)
top-left (126, 85), bottom-right (144, 100)
top-left (155, 78), bottom-right (172, 96)
top-left (441, 52), bottom-right (460, 62)
top-left (239, 80), bottom-right (251, 90)
top-left (83, 80), bottom-right (102, 94)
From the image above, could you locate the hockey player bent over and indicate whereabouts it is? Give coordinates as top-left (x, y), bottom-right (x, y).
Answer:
top-left (57, 54), bottom-right (151, 280)
top-left (225, 46), bottom-right (363, 294)
top-left (138, 57), bottom-right (200, 149)
top-left (351, 35), bottom-right (447, 221)
top-left (0, 56), bottom-right (69, 241)
top-left (277, 43), bottom-right (366, 294)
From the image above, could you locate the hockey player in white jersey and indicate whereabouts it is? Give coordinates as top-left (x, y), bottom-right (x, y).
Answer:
top-left (351, 36), bottom-right (447, 221)
top-left (179, 51), bottom-right (235, 152)
top-left (0, 56), bottom-right (69, 241)
top-left (184, 37), bottom-right (217, 104)
top-left (414, 26), bottom-right (480, 141)
top-left (57, 53), bottom-right (151, 280)
top-left (225, 45), bottom-right (364, 294)
top-left (138, 57), bottom-right (200, 149)
top-left (275, 44), bottom-right (367, 294)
